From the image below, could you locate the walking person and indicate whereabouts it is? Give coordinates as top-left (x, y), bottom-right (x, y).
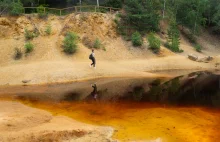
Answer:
top-left (89, 49), bottom-right (96, 69)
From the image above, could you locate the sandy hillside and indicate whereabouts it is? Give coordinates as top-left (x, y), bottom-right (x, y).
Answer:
top-left (0, 101), bottom-right (114, 142)
top-left (0, 13), bottom-right (219, 85)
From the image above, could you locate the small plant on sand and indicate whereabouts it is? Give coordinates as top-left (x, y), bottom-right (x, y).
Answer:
top-left (93, 38), bottom-right (101, 49)
top-left (148, 32), bottom-right (161, 53)
top-left (24, 29), bottom-right (35, 40)
top-left (63, 32), bottom-right (78, 54)
top-left (45, 24), bottom-right (52, 35)
top-left (24, 42), bottom-right (34, 53)
top-left (132, 31), bottom-right (143, 47)
top-left (194, 44), bottom-right (202, 52)
top-left (14, 47), bottom-right (22, 60)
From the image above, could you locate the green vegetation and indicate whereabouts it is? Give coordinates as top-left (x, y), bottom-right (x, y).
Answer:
top-left (14, 47), bottom-right (22, 60)
top-left (37, 5), bottom-right (47, 19)
top-left (194, 44), bottom-right (202, 52)
top-left (147, 32), bottom-right (161, 53)
top-left (93, 38), bottom-right (101, 49)
top-left (63, 32), bottom-right (78, 54)
top-left (10, 0), bottom-right (24, 16)
top-left (166, 20), bottom-right (181, 52)
top-left (24, 29), bottom-right (35, 40)
top-left (45, 24), bottom-right (52, 35)
top-left (24, 42), bottom-right (34, 53)
top-left (132, 31), bottom-right (143, 47)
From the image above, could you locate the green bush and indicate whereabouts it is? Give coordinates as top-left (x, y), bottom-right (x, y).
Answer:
top-left (194, 44), bottom-right (202, 52)
top-left (45, 25), bottom-right (52, 35)
top-left (63, 32), bottom-right (78, 54)
top-left (147, 33), bottom-right (161, 52)
top-left (24, 29), bottom-right (35, 40)
top-left (25, 42), bottom-right (34, 53)
top-left (93, 38), bottom-right (102, 49)
top-left (37, 5), bottom-right (47, 19)
top-left (10, 1), bottom-right (24, 16)
top-left (14, 47), bottom-right (22, 60)
top-left (132, 31), bottom-right (143, 47)
top-left (168, 38), bottom-right (181, 52)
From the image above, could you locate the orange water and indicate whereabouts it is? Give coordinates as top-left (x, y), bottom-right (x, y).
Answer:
top-left (17, 100), bottom-right (220, 142)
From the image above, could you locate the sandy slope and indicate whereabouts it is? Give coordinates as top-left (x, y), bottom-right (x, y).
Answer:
top-left (0, 101), bottom-right (114, 142)
top-left (0, 13), bottom-right (219, 86)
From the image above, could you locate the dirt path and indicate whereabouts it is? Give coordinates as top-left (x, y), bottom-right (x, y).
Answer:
top-left (0, 55), bottom-right (218, 85)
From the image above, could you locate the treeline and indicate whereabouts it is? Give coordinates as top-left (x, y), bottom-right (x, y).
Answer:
top-left (118, 0), bottom-right (220, 34)
top-left (112, 0), bottom-right (220, 52)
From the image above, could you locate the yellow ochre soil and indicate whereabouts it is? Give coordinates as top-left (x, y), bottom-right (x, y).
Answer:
top-left (0, 13), bottom-right (219, 85)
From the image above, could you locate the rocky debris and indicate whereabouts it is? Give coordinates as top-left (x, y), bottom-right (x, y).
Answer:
top-left (188, 54), bottom-right (214, 63)
top-left (197, 56), bottom-right (214, 62)
top-left (188, 54), bottom-right (198, 61)
top-left (22, 80), bottom-right (31, 84)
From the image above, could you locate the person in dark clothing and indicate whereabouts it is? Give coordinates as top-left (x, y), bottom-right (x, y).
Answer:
top-left (91, 83), bottom-right (98, 100)
top-left (89, 49), bottom-right (96, 68)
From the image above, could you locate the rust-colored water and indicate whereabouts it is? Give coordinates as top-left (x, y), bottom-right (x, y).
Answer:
top-left (16, 99), bottom-right (220, 142)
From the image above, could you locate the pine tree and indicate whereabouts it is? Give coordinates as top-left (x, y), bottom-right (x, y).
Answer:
top-left (167, 19), bottom-right (181, 52)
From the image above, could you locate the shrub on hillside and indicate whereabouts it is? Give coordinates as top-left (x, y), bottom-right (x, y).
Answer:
top-left (93, 38), bottom-right (102, 49)
top-left (147, 32), bottom-right (161, 52)
top-left (25, 42), bottom-right (34, 53)
top-left (10, 1), bottom-right (24, 16)
top-left (45, 24), bottom-right (52, 35)
top-left (132, 31), bottom-right (143, 47)
top-left (24, 29), bottom-right (35, 40)
top-left (63, 32), bottom-right (78, 54)
top-left (194, 44), bottom-right (202, 52)
top-left (14, 47), bottom-right (22, 60)
top-left (37, 5), bottom-right (48, 19)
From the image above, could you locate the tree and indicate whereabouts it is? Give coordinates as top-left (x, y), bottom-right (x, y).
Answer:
top-left (176, 0), bottom-right (208, 35)
top-left (167, 19), bottom-right (181, 52)
top-left (122, 0), bottom-right (161, 33)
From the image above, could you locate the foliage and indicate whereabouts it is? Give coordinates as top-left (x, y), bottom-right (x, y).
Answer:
top-left (24, 29), bottom-right (35, 40)
top-left (14, 47), bottom-right (22, 60)
top-left (132, 31), bottom-right (143, 47)
top-left (147, 32), bottom-right (161, 52)
top-left (37, 5), bottom-right (47, 19)
top-left (45, 24), bottom-right (52, 35)
top-left (121, 0), bottom-right (161, 33)
top-left (104, 0), bottom-right (122, 8)
top-left (10, 0), bottom-right (24, 16)
top-left (167, 19), bottom-right (181, 52)
top-left (194, 44), bottom-right (202, 52)
top-left (93, 38), bottom-right (102, 49)
top-left (63, 32), bottom-right (78, 54)
top-left (24, 42), bottom-right (34, 53)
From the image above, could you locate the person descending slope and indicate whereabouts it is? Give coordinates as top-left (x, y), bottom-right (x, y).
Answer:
top-left (89, 49), bottom-right (96, 69)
